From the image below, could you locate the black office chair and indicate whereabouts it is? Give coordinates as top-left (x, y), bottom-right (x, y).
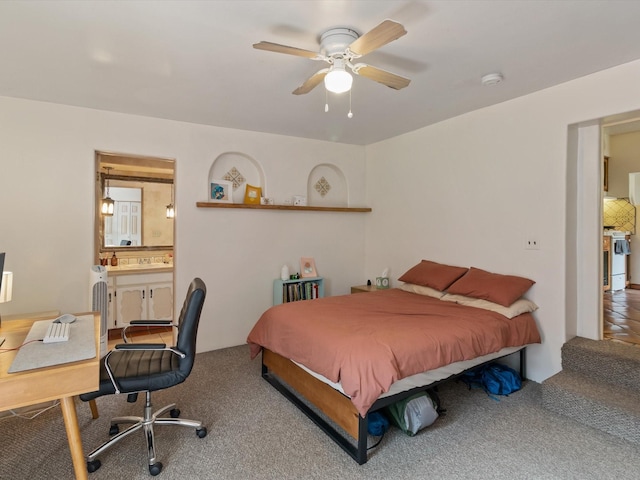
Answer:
top-left (80, 278), bottom-right (207, 476)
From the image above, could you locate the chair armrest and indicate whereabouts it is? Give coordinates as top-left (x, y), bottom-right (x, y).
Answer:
top-left (129, 320), bottom-right (173, 326)
top-left (113, 343), bottom-right (185, 358)
top-left (114, 343), bottom-right (167, 350)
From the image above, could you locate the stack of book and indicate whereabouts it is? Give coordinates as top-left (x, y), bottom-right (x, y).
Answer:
top-left (283, 281), bottom-right (320, 303)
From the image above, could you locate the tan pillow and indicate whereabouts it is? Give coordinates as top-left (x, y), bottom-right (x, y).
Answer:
top-left (399, 283), bottom-right (445, 299)
top-left (397, 260), bottom-right (468, 291)
top-left (441, 293), bottom-right (538, 319)
top-left (446, 267), bottom-right (535, 307)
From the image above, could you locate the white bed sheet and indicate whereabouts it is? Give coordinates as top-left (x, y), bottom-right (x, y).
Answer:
top-left (293, 345), bottom-right (524, 400)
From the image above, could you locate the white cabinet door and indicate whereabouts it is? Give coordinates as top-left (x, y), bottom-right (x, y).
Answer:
top-left (110, 272), bottom-right (173, 329)
top-left (148, 282), bottom-right (173, 320)
top-left (115, 285), bottom-right (147, 327)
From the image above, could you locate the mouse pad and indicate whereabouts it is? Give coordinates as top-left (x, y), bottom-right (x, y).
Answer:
top-left (8, 314), bottom-right (96, 373)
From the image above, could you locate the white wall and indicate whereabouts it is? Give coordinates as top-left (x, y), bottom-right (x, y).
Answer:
top-left (365, 59), bottom-right (640, 383)
top-left (0, 96), bottom-right (367, 352)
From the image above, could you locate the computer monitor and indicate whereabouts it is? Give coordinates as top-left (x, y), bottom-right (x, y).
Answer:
top-left (0, 252), bottom-right (4, 336)
top-left (0, 252), bottom-right (5, 295)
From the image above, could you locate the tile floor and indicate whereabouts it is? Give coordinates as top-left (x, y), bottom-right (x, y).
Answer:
top-left (603, 288), bottom-right (640, 346)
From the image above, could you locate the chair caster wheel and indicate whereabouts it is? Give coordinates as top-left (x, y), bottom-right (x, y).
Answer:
top-left (149, 462), bottom-right (163, 476)
top-left (87, 459), bottom-right (101, 473)
top-left (196, 427), bottom-right (207, 438)
top-left (170, 408), bottom-right (180, 418)
top-left (109, 424), bottom-right (119, 436)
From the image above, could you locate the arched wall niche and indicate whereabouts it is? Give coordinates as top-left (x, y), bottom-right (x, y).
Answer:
top-left (307, 163), bottom-right (348, 207)
top-left (208, 152), bottom-right (266, 203)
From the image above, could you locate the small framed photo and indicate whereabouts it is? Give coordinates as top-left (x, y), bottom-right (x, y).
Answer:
top-left (210, 180), bottom-right (233, 203)
top-left (300, 257), bottom-right (318, 278)
top-left (243, 184), bottom-right (262, 205)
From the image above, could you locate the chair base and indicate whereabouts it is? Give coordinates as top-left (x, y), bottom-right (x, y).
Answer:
top-left (86, 392), bottom-right (207, 476)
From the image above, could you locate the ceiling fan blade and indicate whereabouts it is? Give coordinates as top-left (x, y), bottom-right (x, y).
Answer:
top-left (292, 68), bottom-right (329, 95)
top-left (348, 20), bottom-right (407, 57)
top-left (352, 64), bottom-right (410, 90)
top-left (253, 41), bottom-right (322, 59)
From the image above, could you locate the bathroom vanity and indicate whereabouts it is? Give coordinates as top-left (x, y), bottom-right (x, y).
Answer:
top-left (105, 265), bottom-right (173, 329)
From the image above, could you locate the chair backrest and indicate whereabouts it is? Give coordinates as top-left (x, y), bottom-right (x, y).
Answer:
top-left (175, 278), bottom-right (206, 377)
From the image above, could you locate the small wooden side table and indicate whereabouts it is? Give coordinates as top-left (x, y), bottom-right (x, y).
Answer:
top-left (350, 285), bottom-right (378, 294)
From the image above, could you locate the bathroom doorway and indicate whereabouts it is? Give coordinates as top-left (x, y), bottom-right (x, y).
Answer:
top-left (95, 151), bottom-right (176, 334)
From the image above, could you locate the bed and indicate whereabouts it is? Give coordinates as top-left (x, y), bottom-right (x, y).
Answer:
top-left (247, 262), bottom-right (542, 464)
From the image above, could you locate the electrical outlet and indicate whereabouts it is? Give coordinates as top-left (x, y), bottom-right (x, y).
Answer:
top-left (525, 238), bottom-right (540, 250)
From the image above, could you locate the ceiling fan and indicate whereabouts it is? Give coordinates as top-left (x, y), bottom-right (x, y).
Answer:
top-left (253, 19), bottom-right (411, 95)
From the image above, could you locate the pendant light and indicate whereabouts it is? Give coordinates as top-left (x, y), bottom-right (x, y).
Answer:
top-left (166, 182), bottom-right (175, 219)
top-left (101, 167), bottom-right (114, 216)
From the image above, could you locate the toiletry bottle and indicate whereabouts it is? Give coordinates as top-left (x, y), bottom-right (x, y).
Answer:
top-left (111, 252), bottom-right (118, 266)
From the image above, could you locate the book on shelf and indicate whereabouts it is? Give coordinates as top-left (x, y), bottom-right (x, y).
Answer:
top-left (282, 280), bottom-right (320, 303)
top-left (274, 277), bottom-right (323, 305)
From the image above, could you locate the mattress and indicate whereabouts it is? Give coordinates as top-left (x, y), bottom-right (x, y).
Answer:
top-left (293, 345), bottom-right (524, 400)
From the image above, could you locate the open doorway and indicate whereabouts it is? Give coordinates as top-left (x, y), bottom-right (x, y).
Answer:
top-left (601, 120), bottom-right (640, 345)
top-left (95, 151), bottom-right (176, 335)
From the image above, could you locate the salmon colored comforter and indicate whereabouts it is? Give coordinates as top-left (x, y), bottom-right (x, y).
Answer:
top-left (247, 288), bottom-right (541, 417)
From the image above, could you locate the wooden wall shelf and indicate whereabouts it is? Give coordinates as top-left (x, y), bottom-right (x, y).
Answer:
top-left (196, 202), bottom-right (371, 213)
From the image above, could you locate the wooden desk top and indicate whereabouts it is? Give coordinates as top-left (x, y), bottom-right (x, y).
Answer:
top-left (0, 312), bottom-right (100, 411)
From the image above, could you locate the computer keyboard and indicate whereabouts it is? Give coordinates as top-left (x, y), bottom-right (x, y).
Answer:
top-left (43, 321), bottom-right (70, 343)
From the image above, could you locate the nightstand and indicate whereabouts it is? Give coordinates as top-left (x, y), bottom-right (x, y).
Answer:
top-left (350, 285), bottom-right (378, 294)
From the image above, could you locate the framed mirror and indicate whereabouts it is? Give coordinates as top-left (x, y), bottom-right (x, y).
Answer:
top-left (95, 151), bottom-right (175, 259)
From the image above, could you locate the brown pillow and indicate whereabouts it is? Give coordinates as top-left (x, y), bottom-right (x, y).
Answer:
top-left (446, 267), bottom-right (535, 307)
top-left (398, 260), bottom-right (468, 291)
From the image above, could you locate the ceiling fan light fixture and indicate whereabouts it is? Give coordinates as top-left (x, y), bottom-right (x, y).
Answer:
top-left (324, 68), bottom-right (353, 94)
top-left (324, 59), bottom-right (353, 94)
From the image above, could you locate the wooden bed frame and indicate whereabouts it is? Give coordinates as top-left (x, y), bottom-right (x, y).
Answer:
top-left (261, 347), bottom-right (526, 464)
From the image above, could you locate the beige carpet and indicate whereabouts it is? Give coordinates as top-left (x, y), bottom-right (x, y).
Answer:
top-left (2, 344), bottom-right (640, 480)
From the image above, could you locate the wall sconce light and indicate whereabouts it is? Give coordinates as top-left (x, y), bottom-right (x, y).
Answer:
top-left (101, 167), bottom-right (114, 216)
top-left (324, 58), bottom-right (353, 94)
top-left (166, 182), bottom-right (175, 219)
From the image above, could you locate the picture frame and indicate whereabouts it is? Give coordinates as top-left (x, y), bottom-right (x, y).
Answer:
top-left (243, 184), bottom-right (262, 205)
top-left (209, 179), bottom-right (233, 203)
top-left (300, 257), bottom-right (318, 278)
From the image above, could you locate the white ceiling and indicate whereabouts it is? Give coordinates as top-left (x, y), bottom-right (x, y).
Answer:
top-left (2, 1), bottom-right (640, 145)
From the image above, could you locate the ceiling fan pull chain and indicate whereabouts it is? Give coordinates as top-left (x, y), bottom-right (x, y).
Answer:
top-left (347, 90), bottom-right (353, 118)
top-left (325, 89), bottom-right (329, 113)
